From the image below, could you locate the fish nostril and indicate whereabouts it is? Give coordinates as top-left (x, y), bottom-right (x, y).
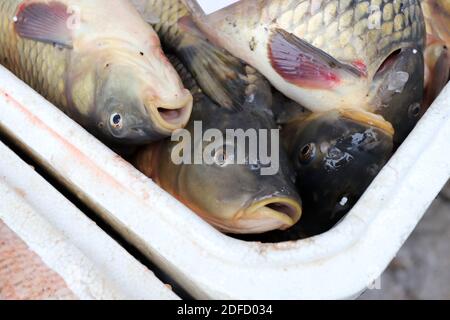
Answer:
top-left (265, 202), bottom-right (299, 221)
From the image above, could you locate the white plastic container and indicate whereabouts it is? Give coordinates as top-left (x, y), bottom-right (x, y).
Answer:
top-left (0, 140), bottom-right (178, 300)
top-left (1, 65), bottom-right (449, 299)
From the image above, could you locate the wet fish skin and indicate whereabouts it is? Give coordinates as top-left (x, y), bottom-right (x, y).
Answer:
top-left (283, 108), bottom-right (394, 235)
top-left (188, 0), bottom-right (426, 113)
top-left (0, 0), bottom-right (192, 144)
top-left (135, 57), bottom-right (302, 234)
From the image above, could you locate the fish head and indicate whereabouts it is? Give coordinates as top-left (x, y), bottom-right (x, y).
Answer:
top-left (93, 57), bottom-right (193, 144)
top-left (286, 109), bottom-right (394, 234)
top-left (370, 47), bottom-right (425, 146)
top-left (161, 108), bottom-right (302, 234)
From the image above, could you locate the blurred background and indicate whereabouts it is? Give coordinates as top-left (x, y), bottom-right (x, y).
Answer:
top-left (360, 182), bottom-right (450, 300)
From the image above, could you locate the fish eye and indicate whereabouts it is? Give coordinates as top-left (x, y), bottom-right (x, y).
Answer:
top-left (298, 143), bottom-right (316, 164)
top-left (110, 113), bottom-right (123, 129)
top-left (408, 103), bottom-right (421, 118)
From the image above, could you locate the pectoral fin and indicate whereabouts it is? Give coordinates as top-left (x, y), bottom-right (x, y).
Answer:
top-left (14, 1), bottom-right (73, 48)
top-left (268, 28), bottom-right (364, 89)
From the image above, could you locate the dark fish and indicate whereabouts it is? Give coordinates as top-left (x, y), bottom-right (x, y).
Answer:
top-left (135, 57), bottom-right (302, 234)
top-left (283, 107), bottom-right (394, 235)
top-left (424, 41), bottom-right (449, 107)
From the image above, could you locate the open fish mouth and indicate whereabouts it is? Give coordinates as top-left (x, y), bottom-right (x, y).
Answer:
top-left (217, 197), bottom-right (302, 234)
top-left (149, 92), bottom-right (193, 132)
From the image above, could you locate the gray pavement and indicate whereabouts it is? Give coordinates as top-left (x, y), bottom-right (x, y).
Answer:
top-left (360, 189), bottom-right (450, 300)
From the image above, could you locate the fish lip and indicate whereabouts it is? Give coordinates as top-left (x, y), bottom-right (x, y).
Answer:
top-left (147, 92), bottom-right (193, 133)
top-left (338, 109), bottom-right (395, 137)
top-left (221, 197), bottom-right (302, 234)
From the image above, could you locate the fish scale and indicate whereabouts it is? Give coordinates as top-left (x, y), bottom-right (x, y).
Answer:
top-left (235, 0), bottom-right (424, 71)
top-left (0, 0), bottom-right (69, 109)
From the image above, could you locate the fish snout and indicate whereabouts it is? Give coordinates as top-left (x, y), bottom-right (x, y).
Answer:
top-left (147, 89), bottom-right (193, 133)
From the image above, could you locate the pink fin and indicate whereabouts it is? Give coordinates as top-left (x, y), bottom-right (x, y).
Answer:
top-left (14, 1), bottom-right (73, 48)
top-left (268, 28), bottom-right (364, 89)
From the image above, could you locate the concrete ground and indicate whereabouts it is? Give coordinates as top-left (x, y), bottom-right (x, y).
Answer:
top-left (360, 184), bottom-right (450, 300)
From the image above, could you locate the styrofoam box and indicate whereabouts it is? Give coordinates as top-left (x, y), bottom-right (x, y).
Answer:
top-left (1, 65), bottom-right (449, 299)
top-left (0, 140), bottom-right (178, 300)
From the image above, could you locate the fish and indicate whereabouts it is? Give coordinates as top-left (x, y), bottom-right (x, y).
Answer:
top-left (186, 0), bottom-right (426, 114)
top-left (131, 0), bottom-right (248, 110)
top-left (135, 56), bottom-right (302, 234)
top-left (0, 0), bottom-right (193, 144)
top-left (422, 0), bottom-right (450, 106)
top-left (282, 106), bottom-right (394, 235)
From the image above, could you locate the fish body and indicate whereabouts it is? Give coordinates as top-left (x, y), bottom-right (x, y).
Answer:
top-left (188, 0), bottom-right (426, 113)
top-left (135, 57), bottom-right (302, 234)
top-left (0, 0), bottom-right (192, 144)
